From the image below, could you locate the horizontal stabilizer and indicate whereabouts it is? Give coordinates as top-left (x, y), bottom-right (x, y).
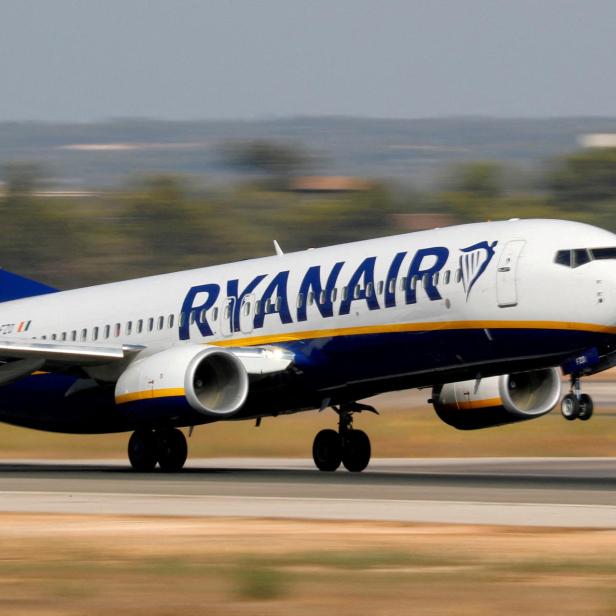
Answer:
top-left (0, 270), bottom-right (58, 303)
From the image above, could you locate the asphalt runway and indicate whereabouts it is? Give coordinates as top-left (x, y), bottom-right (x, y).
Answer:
top-left (0, 457), bottom-right (615, 528)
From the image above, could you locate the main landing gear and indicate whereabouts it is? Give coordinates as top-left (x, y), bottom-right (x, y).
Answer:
top-left (561, 375), bottom-right (594, 421)
top-left (312, 402), bottom-right (376, 473)
top-left (128, 428), bottom-right (188, 472)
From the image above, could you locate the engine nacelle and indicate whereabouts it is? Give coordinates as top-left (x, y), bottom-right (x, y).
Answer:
top-left (115, 345), bottom-right (249, 417)
top-left (431, 368), bottom-right (561, 430)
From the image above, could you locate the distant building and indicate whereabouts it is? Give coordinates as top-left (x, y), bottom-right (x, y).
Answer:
top-left (391, 213), bottom-right (457, 231)
top-left (579, 134), bottom-right (616, 149)
top-left (289, 176), bottom-right (374, 194)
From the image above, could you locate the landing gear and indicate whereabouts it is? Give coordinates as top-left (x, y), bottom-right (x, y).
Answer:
top-left (311, 403), bottom-right (375, 473)
top-left (560, 376), bottom-right (594, 422)
top-left (128, 428), bottom-right (188, 472)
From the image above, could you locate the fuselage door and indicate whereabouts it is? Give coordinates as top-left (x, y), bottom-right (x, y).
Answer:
top-left (220, 297), bottom-right (235, 337)
top-left (496, 240), bottom-right (526, 307)
top-left (239, 293), bottom-right (255, 335)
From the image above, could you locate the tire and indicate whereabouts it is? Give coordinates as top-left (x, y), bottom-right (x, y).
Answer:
top-left (578, 394), bottom-right (594, 421)
top-left (312, 429), bottom-right (342, 472)
top-left (128, 430), bottom-right (157, 472)
top-left (560, 394), bottom-right (580, 421)
top-left (156, 428), bottom-right (188, 472)
top-left (342, 429), bottom-right (371, 473)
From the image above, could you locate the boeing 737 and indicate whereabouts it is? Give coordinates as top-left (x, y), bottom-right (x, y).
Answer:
top-left (0, 218), bottom-right (612, 472)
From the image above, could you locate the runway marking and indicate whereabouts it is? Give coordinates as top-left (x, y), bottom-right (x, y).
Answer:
top-left (2, 490), bottom-right (615, 528)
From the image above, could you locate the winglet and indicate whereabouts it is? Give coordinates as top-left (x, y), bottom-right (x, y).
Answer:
top-left (273, 240), bottom-right (284, 256)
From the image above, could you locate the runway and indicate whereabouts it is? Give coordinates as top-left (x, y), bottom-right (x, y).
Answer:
top-left (0, 457), bottom-right (615, 527)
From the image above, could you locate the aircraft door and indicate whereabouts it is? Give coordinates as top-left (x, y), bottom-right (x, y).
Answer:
top-left (496, 240), bottom-right (526, 307)
top-left (220, 297), bottom-right (235, 337)
top-left (239, 293), bottom-right (255, 334)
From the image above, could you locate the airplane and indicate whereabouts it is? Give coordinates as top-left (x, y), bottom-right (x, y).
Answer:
top-left (0, 218), bottom-right (613, 473)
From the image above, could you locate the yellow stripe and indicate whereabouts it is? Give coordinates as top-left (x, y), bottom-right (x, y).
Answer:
top-left (441, 397), bottom-right (502, 411)
top-left (115, 387), bottom-right (185, 405)
top-left (210, 319), bottom-right (616, 348)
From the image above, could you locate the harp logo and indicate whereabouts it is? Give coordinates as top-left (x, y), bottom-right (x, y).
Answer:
top-left (459, 241), bottom-right (498, 300)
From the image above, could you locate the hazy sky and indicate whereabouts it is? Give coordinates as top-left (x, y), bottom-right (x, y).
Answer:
top-left (1, 0), bottom-right (616, 121)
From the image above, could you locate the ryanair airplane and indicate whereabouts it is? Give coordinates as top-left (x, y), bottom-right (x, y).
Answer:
top-left (0, 218), bottom-right (613, 473)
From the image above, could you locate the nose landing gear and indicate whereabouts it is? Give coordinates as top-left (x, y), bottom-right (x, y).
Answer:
top-left (561, 375), bottom-right (594, 421)
top-left (312, 402), bottom-right (376, 472)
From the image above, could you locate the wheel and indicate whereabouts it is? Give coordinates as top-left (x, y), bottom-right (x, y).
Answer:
top-left (342, 429), bottom-right (371, 473)
top-left (578, 394), bottom-right (594, 421)
top-left (156, 428), bottom-right (188, 472)
top-left (312, 429), bottom-right (342, 471)
top-left (561, 394), bottom-right (580, 421)
top-left (128, 430), bottom-right (157, 472)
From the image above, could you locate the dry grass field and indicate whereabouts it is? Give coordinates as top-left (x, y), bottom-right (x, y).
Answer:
top-left (1, 515), bottom-right (615, 616)
top-left (0, 388), bottom-right (615, 460)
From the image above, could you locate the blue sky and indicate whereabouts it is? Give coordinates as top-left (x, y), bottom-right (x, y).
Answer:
top-left (1, 0), bottom-right (615, 121)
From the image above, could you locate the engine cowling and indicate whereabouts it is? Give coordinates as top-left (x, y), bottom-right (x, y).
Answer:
top-left (431, 368), bottom-right (561, 430)
top-left (115, 345), bottom-right (249, 417)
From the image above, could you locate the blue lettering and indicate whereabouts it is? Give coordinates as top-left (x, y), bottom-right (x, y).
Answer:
top-left (254, 271), bottom-right (293, 329)
top-left (227, 275), bottom-right (266, 332)
top-left (179, 283), bottom-right (220, 340)
top-left (405, 247), bottom-right (449, 304)
top-left (297, 262), bottom-right (344, 322)
top-left (384, 251), bottom-right (406, 308)
top-left (339, 257), bottom-right (380, 315)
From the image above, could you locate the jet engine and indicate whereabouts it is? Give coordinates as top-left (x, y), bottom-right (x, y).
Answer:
top-left (115, 345), bottom-right (249, 417)
top-left (431, 368), bottom-right (561, 430)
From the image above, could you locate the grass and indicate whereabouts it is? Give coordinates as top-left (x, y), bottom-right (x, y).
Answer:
top-left (0, 390), bottom-right (615, 460)
top-left (1, 516), bottom-right (616, 615)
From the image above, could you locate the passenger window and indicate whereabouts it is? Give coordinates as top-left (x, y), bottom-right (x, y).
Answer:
top-left (190, 312), bottom-right (196, 325)
top-left (308, 291), bottom-right (314, 305)
top-left (52, 334), bottom-right (57, 341)
top-left (41, 335), bottom-right (46, 340)
top-left (93, 327), bottom-right (99, 341)
top-left (342, 287), bottom-right (349, 300)
top-left (147, 318), bottom-right (154, 332)
top-left (223, 305), bottom-right (230, 319)
top-left (168, 314), bottom-right (174, 328)
top-left (137, 319), bottom-right (143, 334)
top-left (61, 332), bottom-right (67, 341)
top-left (242, 302), bottom-right (250, 316)
top-left (254, 301), bottom-right (261, 316)
top-left (366, 282), bottom-right (374, 298)
top-left (114, 323), bottom-right (121, 337)
top-left (157, 316), bottom-right (164, 330)
top-left (422, 273), bottom-right (430, 289)
top-left (388, 279), bottom-right (395, 294)
top-left (80, 328), bottom-right (87, 341)
top-left (331, 288), bottom-right (338, 302)
top-left (411, 276), bottom-right (418, 291)
top-left (377, 281), bottom-right (384, 295)
top-left (211, 307), bottom-right (219, 321)
top-left (104, 325), bottom-right (110, 339)
top-left (199, 309), bottom-right (207, 324)
top-left (444, 270), bottom-right (451, 284)
top-left (353, 285), bottom-right (361, 299)
top-left (126, 321), bottom-right (132, 335)
top-left (432, 272), bottom-right (439, 286)
top-left (319, 290), bottom-right (327, 304)
top-left (70, 330), bottom-right (76, 342)
top-left (275, 296), bottom-right (281, 311)
top-left (297, 293), bottom-right (304, 309)
top-left (455, 269), bottom-right (462, 283)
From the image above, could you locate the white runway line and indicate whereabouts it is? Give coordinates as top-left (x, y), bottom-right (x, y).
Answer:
top-left (1, 490), bottom-right (615, 528)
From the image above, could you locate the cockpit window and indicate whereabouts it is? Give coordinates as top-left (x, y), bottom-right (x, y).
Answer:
top-left (555, 247), bottom-right (616, 268)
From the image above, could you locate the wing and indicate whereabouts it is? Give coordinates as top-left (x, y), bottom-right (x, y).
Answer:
top-left (0, 338), bottom-right (293, 385)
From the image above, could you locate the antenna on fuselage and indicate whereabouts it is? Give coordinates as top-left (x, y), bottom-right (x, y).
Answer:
top-left (273, 240), bottom-right (284, 256)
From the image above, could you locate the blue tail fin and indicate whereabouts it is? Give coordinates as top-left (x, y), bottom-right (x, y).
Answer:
top-left (0, 270), bottom-right (58, 302)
